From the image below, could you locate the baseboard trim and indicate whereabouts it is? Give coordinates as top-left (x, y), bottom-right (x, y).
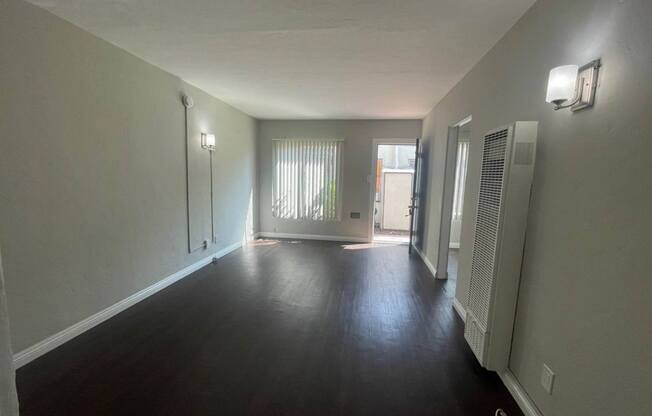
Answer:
top-left (452, 298), bottom-right (467, 322)
top-left (13, 241), bottom-right (242, 368)
top-left (412, 244), bottom-right (437, 279)
top-left (256, 231), bottom-right (368, 243)
top-left (499, 370), bottom-right (544, 416)
top-left (449, 242), bottom-right (460, 249)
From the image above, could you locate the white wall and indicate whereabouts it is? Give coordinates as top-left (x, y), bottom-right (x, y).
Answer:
top-left (415, 0), bottom-right (652, 414)
top-left (0, 0), bottom-right (257, 353)
top-left (258, 120), bottom-right (422, 239)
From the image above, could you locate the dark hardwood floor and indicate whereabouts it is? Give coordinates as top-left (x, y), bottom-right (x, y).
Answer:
top-left (17, 239), bottom-right (522, 415)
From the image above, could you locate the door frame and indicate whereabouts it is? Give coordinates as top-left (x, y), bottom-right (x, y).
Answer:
top-left (435, 115), bottom-right (471, 279)
top-left (408, 138), bottom-right (421, 253)
top-left (368, 138), bottom-right (418, 243)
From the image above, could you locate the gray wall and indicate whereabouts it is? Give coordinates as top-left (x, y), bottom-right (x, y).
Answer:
top-left (258, 120), bottom-right (422, 239)
top-left (416, 0), bottom-right (652, 414)
top-left (0, 0), bottom-right (257, 352)
top-left (0, 250), bottom-right (18, 416)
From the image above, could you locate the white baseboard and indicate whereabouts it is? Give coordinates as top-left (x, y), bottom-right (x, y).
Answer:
top-left (412, 244), bottom-right (437, 279)
top-left (452, 297), bottom-right (467, 322)
top-left (13, 241), bottom-right (242, 368)
top-left (449, 242), bottom-right (460, 249)
top-left (256, 231), bottom-right (368, 243)
top-left (499, 370), bottom-right (544, 416)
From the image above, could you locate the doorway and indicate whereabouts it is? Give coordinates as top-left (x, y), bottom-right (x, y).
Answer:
top-left (436, 116), bottom-right (471, 280)
top-left (369, 140), bottom-right (417, 244)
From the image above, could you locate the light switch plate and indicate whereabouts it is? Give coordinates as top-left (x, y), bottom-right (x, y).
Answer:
top-left (541, 363), bottom-right (555, 394)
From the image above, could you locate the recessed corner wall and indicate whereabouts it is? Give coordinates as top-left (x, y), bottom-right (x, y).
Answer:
top-left (0, 0), bottom-right (256, 353)
top-left (257, 120), bottom-right (422, 240)
top-left (416, 0), bottom-right (652, 414)
top-left (0, 250), bottom-right (19, 415)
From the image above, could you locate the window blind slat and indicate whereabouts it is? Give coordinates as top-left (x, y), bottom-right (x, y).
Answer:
top-left (320, 141), bottom-right (325, 220)
top-left (272, 139), bottom-right (342, 221)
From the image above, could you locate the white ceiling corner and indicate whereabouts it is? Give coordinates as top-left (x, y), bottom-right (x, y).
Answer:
top-left (28, 0), bottom-right (536, 119)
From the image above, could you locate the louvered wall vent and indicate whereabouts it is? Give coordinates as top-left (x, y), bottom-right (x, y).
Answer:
top-left (464, 122), bottom-right (538, 371)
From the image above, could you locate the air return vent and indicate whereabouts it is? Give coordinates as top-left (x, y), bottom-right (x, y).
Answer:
top-left (464, 122), bottom-right (538, 371)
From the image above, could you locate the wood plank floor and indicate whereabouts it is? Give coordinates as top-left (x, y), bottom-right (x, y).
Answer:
top-left (17, 239), bottom-right (523, 415)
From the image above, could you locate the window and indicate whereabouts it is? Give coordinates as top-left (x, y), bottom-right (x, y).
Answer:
top-left (452, 141), bottom-right (469, 220)
top-left (272, 139), bottom-right (342, 221)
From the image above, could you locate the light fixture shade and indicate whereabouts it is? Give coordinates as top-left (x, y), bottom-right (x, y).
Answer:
top-left (546, 65), bottom-right (578, 104)
top-left (201, 133), bottom-right (216, 150)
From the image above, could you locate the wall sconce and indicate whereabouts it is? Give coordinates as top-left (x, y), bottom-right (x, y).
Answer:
top-left (201, 133), bottom-right (216, 151)
top-left (546, 59), bottom-right (600, 111)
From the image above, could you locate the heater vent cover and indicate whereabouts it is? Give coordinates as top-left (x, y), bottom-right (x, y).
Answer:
top-left (464, 122), bottom-right (538, 370)
top-left (513, 142), bottom-right (535, 165)
top-left (468, 127), bottom-right (508, 328)
top-left (464, 310), bottom-right (488, 364)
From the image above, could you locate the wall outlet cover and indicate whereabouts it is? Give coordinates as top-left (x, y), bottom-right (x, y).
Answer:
top-left (541, 363), bottom-right (555, 394)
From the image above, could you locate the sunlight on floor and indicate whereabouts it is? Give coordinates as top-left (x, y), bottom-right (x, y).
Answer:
top-left (340, 242), bottom-right (402, 250)
top-left (247, 239), bottom-right (280, 246)
top-left (248, 238), bottom-right (305, 246)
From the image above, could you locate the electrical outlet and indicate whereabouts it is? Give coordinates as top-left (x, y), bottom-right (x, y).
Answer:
top-left (541, 363), bottom-right (555, 394)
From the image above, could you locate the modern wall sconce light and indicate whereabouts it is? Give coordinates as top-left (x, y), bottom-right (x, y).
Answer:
top-left (546, 59), bottom-right (600, 111)
top-left (201, 133), bottom-right (216, 151)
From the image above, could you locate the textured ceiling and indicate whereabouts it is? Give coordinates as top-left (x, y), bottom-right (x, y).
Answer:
top-left (28, 0), bottom-right (535, 119)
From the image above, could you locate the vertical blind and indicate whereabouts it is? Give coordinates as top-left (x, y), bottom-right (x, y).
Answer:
top-left (452, 141), bottom-right (470, 220)
top-left (272, 139), bottom-right (343, 221)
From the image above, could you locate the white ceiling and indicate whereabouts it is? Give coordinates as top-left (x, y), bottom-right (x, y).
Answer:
top-left (29, 0), bottom-right (535, 119)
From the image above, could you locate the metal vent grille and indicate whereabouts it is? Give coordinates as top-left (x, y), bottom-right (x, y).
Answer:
top-left (468, 128), bottom-right (509, 327)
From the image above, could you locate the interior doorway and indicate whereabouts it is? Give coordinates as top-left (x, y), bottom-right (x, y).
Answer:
top-left (369, 140), bottom-right (417, 244)
top-left (436, 116), bottom-right (471, 280)
top-left (448, 122), bottom-right (470, 280)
